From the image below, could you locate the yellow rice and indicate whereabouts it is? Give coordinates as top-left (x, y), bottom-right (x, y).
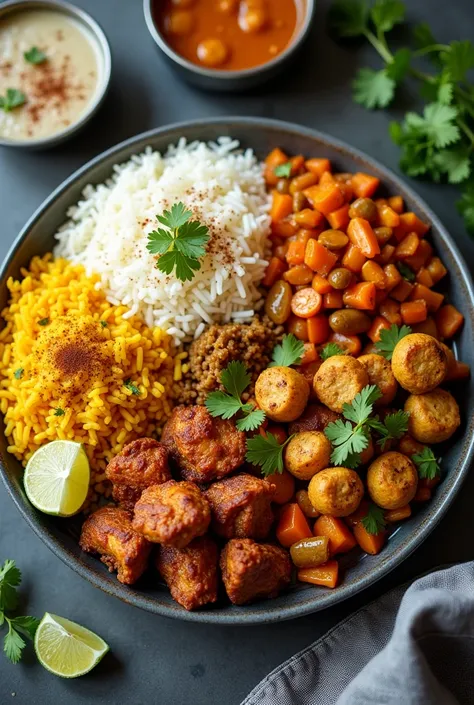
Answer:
top-left (0, 255), bottom-right (176, 508)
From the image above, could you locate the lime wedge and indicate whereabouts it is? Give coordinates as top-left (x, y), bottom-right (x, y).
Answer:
top-left (34, 613), bottom-right (109, 678)
top-left (24, 441), bottom-right (90, 516)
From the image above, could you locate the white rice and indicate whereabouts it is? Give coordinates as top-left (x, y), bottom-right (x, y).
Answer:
top-left (54, 137), bottom-right (272, 343)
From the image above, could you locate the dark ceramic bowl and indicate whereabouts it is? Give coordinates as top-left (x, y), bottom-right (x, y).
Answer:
top-left (1, 118), bottom-right (473, 624)
top-left (143, 0), bottom-right (316, 91)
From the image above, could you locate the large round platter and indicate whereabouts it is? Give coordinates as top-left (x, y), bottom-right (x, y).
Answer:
top-left (1, 118), bottom-right (473, 624)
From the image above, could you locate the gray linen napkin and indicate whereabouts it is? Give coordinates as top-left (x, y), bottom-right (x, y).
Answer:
top-left (242, 562), bottom-right (474, 705)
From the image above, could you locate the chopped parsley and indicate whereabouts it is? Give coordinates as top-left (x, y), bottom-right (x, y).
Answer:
top-left (14, 368), bottom-right (24, 380)
top-left (274, 162), bottom-right (292, 178)
top-left (54, 408), bottom-right (65, 417)
top-left (24, 47), bottom-right (47, 65)
top-left (38, 318), bottom-right (49, 326)
top-left (124, 379), bottom-right (141, 396)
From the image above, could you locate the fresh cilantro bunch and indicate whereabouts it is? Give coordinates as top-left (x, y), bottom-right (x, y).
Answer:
top-left (269, 334), bottom-right (305, 367)
top-left (361, 503), bottom-right (386, 534)
top-left (146, 202), bottom-right (210, 282)
top-left (245, 432), bottom-right (293, 476)
top-left (205, 361), bottom-right (266, 432)
top-left (374, 323), bottom-right (412, 360)
top-left (329, 0), bottom-right (474, 235)
top-left (413, 447), bottom-right (441, 479)
top-left (0, 560), bottom-right (39, 664)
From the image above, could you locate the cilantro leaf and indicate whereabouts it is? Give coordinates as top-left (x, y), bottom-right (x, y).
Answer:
top-left (221, 361), bottom-right (251, 399)
top-left (328, 0), bottom-right (369, 37)
top-left (124, 379), bottom-right (140, 396)
top-left (413, 447), bottom-right (440, 480)
top-left (386, 48), bottom-right (411, 83)
top-left (437, 81), bottom-right (453, 106)
top-left (412, 22), bottom-right (437, 52)
top-left (146, 228), bottom-right (174, 256)
top-left (274, 162), bottom-right (292, 178)
top-left (205, 392), bottom-right (242, 420)
top-left (361, 503), bottom-right (386, 535)
top-left (245, 432), bottom-right (292, 476)
top-left (14, 368), bottom-right (23, 380)
top-left (38, 318), bottom-right (49, 326)
top-left (205, 361), bottom-right (265, 431)
top-left (0, 89), bottom-right (26, 112)
top-left (375, 410), bottom-right (410, 449)
top-left (374, 323), bottom-right (412, 360)
top-left (320, 342), bottom-right (345, 361)
top-left (54, 408), bottom-right (65, 417)
top-left (441, 40), bottom-right (474, 82)
top-left (269, 334), bottom-right (305, 368)
top-left (370, 0), bottom-right (405, 33)
top-left (173, 220), bottom-right (209, 259)
top-left (396, 261), bottom-right (415, 282)
top-left (10, 616), bottom-right (40, 641)
top-left (0, 560), bottom-right (21, 612)
top-left (157, 202), bottom-right (192, 230)
top-left (325, 419), bottom-right (369, 465)
top-left (4, 625), bottom-right (25, 665)
top-left (342, 385), bottom-right (382, 425)
top-left (405, 103), bottom-right (460, 148)
top-left (100, 320), bottom-right (108, 328)
top-left (24, 47), bottom-right (47, 65)
top-left (434, 148), bottom-right (471, 184)
top-left (353, 68), bottom-right (395, 109)
top-left (235, 409), bottom-right (266, 432)
top-left (457, 182), bottom-right (474, 235)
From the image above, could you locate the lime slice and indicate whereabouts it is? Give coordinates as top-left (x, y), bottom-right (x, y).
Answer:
top-left (24, 440), bottom-right (90, 516)
top-left (35, 613), bottom-right (109, 678)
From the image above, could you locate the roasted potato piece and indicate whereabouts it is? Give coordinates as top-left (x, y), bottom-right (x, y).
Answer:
top-left (105, 438), bottom-right (171, 511)
top-left (405, 389), bottom-right (461, 443)
top-left (161, 405), bottom-right (246, 483)
top-left (284, 431), bottom-right (332, 480)
top-left (391, 333), bottom-right (447, 394)
top-left (156, 536), bottom-right (218, 611)
top-left (80, 506), bottom-right (151, 585)
top-left (132, 480), bottom-right (210, 547)
top-left (367, 451), bottom-right (418, 509)
top-left (288, 403), bottom-right (341, 435)
top-left (220, 538), bottom-right (291, 605)
top-left (308, 467), bottom-right (364, 517)
top-left (255, 366), bottom-right (309, 422)
top-left (357, 354), bottom-right (397, 406)
top-left (204, 473), bottom-right (274, 539)
top-left (313, 356), bottom-right (369, 413)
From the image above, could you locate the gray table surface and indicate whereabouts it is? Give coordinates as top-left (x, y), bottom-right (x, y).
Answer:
top-left (1, 1), bottom-right (473, 703)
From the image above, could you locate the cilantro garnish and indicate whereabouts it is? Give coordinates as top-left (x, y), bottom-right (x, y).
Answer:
top-left (38, 318), bottom-right (49, 326)
top-left (361, 503), bottom-right (386, 535)
top-left (146, 202), bottom-right (210, 282)
top-left (24, 47), bottom-right (47, 65)
top-left (0, 560), bottom-right (39, 664)
top-left (274, 162), bottom-right (292, 178)
top-left (54, 408), bottom-right (65, 417)
top-left (374, 411), bottom-right (410, 449)
top-left (100, 320), bottom-right (108, 328)
top-left (124, 379), bottom-right (140, 396)
top-left (205, 361), bottom-right (265, 432)
top-left (396, 261), bottom-right (415, 282)
top-left (320, 342), bottom-right (346, 361)
top-left (269, 334), bottom-right (305, 368)
top-left (0, 89), bottom-right (26, 112)
top-left (412, 446), bottom-right (441, 480)
top-left (374, 323), bottom-right (412, 360)
top-left (245, 432), bottom-right (293, 476)
top-left (14, 368), bottom-right (23, 380)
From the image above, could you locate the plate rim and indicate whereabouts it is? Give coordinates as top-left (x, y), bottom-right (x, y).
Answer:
top-left (1, 116), bottom-right (473, 625)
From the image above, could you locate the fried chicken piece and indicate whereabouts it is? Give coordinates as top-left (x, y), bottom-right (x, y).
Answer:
top-left (220, 539), bottom-right (291, 605)
top-left (105, 438), bottom-right (171, 510)
top-left (79, 506), bottom-right (151, 585)
top-left (161, 405), bottom-right (246, 483)
top-left (156, 536), bottom-right (218, 611)
top-left (204, 473), bottom-right (275, 539)
top-left (133, 480), bottom-right (211, 548)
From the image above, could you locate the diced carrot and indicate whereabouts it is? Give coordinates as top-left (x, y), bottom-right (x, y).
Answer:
top-left (410, 284), bottom-right (444, 312)
top-left (393, 212), bottom-right (430, 240)
top-left (379, 298), bottom-right (401, 325)
top-left (307, 315), bottom-right (330, 344)
top-left (323, 291), bottom-right (344, 309)
top-left (298, 561), bottom-right (339, 588)
top-left (361, 260), bottom-right (386, 289)
top-left (266, 470), bottom-right (295, 505)
top-left (343, 282), bottom-right (376, 310)
top-left (262, 257), bottom-right (287, 288)
top-left (367, 315), bottom-right (391, 343)
top-left (342, 243), bottom-right (366, 272)
top-left (413, 487), bottom-right (431, 503)
top-left (291, 288), bottom-right (322, 318)
top-left (264, 148), bottom-right (289, 185)
top-left (374, 198), bottom-right (388, 207)
top-left (395, 232), bottom-right (420, 259)
top-left (287, 315), bottom-right (309, 341)
top-left (416, 268), bottom-right (434, 288)
top-left (391, 279), bottom-right (414, 302)
top-left (305, 158), bottom-right (331, 179)
top-left (375, 244), bottom-right (395, 266)
top-left (285, 240), bottom-right (306, 266)
top-left (297, 228), bottom-right (317, 247)
top-left (312, 274), bottom-right (333, 294)
top-left (388, 195), bottom-right (404, 214)
top-left (375, 289), bottom-right (388, 306)
top-left (337, 181), bottom-right (354, 203)
top-left (327, 204), bottom-right (350, 230)
top-left (419, 475), bottom-right (441, 490)
top-left (436, 304), bottom-right (464, 339)
top-left (271, 192), bottom-right (294, 223)
top-left (304, 183), bottom-right (345, 216)
top-left (385, 505), bottom-right (411, 522)
top-left (328, 332), bottom-right (362, 355)
top-left (347, 218), bottom-right (380, 258)
top-left (314, 516), bottom-right (357, 555)
top-left (400, 300), bottom-right (428, 325)
top-left (289, 154), bottom-right (306, 174)
top-left (294, 208), bottom-right (326, 229)
top-left (383, 263), bottom-right (402, 291)
top-left (353, 523), bottom-right (386, 555)
top-left (351, 172), bottom-right (380, 199)
top-left (345, 500), bottom-right (369, 527)
top-left (276, 503), bottom-right (313, 547)
top-left (412, 317), bottom-right (439, 338)
top-left (444, 360), bottom-right (470, 381)
top-left (271, 220), bottom-right (299, 238)
top-left (319, 171), bottom-right (336, 185)
top-left (426, 257), bottom-right (447, 284)
top-left (304, 239), bottom-right (338, 275)
top-left (274, 243), bottom-right (290, 260)
top-left (301, 342), bottom-right (318, 365)
top-left (290, 172), bottom-right (319, 194)
top-left (283, 264), bottom-right (313, 286)
top-left (403, 239), bottom-right (433, 270)
top-left (377, 204), bottom-right (400, 228)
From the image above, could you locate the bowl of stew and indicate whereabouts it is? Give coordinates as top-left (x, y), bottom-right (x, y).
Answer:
top-left (143, 0), bottom-right (316, 91)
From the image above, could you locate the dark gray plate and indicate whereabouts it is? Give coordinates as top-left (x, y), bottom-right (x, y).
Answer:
top-left (1, 118), bottom-right (473, 625)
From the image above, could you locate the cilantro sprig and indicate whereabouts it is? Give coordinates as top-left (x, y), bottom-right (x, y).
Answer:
top-left (245, 432), bottom-right (293, 476)
top-left (328, 0), bottom-right (474, 236)
top-left (146, 202), bottom-right (210, 282)
top-left (361, 503), bottom-right (386, 535)
top-left (374, 323), bottom-right (412, 360)
top-left (124, 379), bottom-right (140, 396)
top-left (413, 447), bottom-right (441, 480)
top-left (269, 334), bottom-right (305, 367)
top-left (0, 89), bottom-right (26, 112)
top-left (205, 361), bottom-right (265, 432)
top-left (0, 560), bottom-right (39, 664)
top-left (24, 47), bottom-right (47, 65)
top-left (320, 342), bottom-right (346, 361)
top-left (396, 262), bottom-right (415, 282)
top-left (372, 411), bottom-right (410, 450)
